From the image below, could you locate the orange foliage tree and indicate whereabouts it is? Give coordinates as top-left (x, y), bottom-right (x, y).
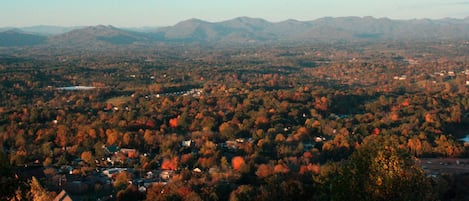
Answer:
top-left (299, 164), bottom-right (320, 175)
top-left (80, 151), bottom-right (94, 165)
top-left (273, 163), bottom-right (290, 174)
top-left (231, 156), bottom-right (245, 171)
top-left (169, 117), bottom-right (179, 128)
top-left (255, 164), bottom-right (273, 178)
top-left (161, 157), bottom-right (179, 170)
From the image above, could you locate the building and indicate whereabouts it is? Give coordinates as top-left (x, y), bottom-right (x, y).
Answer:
top-left (120, 148), bottom-right (138, 158)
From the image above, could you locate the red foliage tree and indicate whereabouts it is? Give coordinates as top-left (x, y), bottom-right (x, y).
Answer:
top-left (372, 127), bottom-right (380, 136)
top-left (169, 117), bottom-right (179, 128)
top-left (274, 163), bottom-right (290, 174)
top-left (161, 157), bottom-right (179, 170)
top-left (231, 156), bottom-right (245, 171)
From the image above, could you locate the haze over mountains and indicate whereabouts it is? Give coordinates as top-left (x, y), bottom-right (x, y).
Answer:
top-left (1, 16), bottom-right (469, 47)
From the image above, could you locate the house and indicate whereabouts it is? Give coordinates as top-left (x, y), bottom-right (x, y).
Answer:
top-left (53, 190), bottom-right (73, 201)
top-left (448, 71), bottom-right (456, 77)
top-left (103, 168), bottom-right (127, 178)
top-left (160, 170), bottom-right (173, 181)
top-left (222, 140), bottom-right (237, 149)
top-left (235, 138), bottom-right (245, 143)
top-left (181, 140), bottom-right (193, 147)
top-left (103, 145), bottom-right (120, 155)
top-left (193, 168), bottom-right (202, 173)
top-left (120, 148), bottom-right (138, 158)
top-left (222, 138), bottom-right (254, 150)
top-left (314, 136), bottom-right (326, 143)
top-left (59, 165), bottom-right (74, 175)
top-left (146, 171), bottom-right (154, 179)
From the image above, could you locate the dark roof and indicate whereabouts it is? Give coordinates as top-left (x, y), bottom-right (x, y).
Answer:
top-left (105, 145), bottom-right (120, 153)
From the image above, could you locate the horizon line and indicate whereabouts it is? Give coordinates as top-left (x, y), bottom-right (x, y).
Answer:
top-left (1, 15), bottom-right (468, 28)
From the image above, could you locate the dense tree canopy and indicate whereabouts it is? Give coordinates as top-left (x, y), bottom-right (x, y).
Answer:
top-left (0, 41), bottom-right (468, 200)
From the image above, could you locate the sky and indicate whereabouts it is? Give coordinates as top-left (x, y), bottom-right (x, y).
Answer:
top-left (1, 0), bottom-right (469, 27)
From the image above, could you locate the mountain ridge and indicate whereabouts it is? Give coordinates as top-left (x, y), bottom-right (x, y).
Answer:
top-left (1, 16), bottom-right (469, 47)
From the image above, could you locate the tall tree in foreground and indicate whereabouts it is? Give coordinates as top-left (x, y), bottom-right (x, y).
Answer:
top-left (28, 176), bottom-right (55, 201)
top-left (319, 135), bottom-right (433, 201)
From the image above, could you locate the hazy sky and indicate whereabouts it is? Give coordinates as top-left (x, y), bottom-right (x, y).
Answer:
top-left (2, 0), bottom-right (469, 27)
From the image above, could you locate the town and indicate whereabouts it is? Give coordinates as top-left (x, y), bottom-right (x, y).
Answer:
top-left (1, 39), bottom-right (469, 200)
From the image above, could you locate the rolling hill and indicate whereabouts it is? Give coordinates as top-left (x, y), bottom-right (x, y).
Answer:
top-left (1, 16), bottom-right (469, 47)
top-left (47, 25), bottom-right (149, 47)
top-left (153, 16), bottom-right (469, 43)
top-left (0, 30), bottom-right (47, 47)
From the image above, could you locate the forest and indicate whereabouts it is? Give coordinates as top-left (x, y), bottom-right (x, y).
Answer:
top-left (1, 40), bottom-right (469, 201)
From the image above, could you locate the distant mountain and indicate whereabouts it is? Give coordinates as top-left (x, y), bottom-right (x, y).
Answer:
top-left (1, 16), bottom-right (469, 47)
top-left (220, 17), bottom-right (275, 42)
top-left (153, 16), bottom-right (469, 43)
top-left (157, 19), bottom-right (222, 42)
top-left (156, 17), bottom-right (275, 43)
top-left (48, 25), bottom-right (148, 47)
top-left (0, 30), bottom-right (47, 47)
top-left (0, 27), bottom-right (14, 32)
top-left (121, 26), bottom-right (160, 33)
top-left (222, 17), bottom-right (272, 31)
top-left (19, 25), bottom-right (82, 35)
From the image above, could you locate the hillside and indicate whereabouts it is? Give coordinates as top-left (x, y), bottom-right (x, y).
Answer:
top-left (0, 30), bottom-right (47, 47)
top-left (47, 25), bottom-right (148, 47)
top-left (1, 16), bottom-right (469, 47)
top-left (154, 16), bottom-right (469, 43)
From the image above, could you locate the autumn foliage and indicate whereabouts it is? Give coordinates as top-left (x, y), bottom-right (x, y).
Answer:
top-left (169, 117), bottom-right (179, 128)
top-left (161, 157), bottom-right (179, 170)
top-left (255, 164), bottom-right (273, 178)
top-left (273, 163), bottom-right (290, 174)
top-left (299, 164), bottom-right (320, 175)
top-left (231, 156), bottom-right (245, 171)
top-left (1, 38), bottom-right (467, 200)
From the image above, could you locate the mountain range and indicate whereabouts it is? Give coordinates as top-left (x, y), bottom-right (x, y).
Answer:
top-left (1, 16), bottom-right (469, 47)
